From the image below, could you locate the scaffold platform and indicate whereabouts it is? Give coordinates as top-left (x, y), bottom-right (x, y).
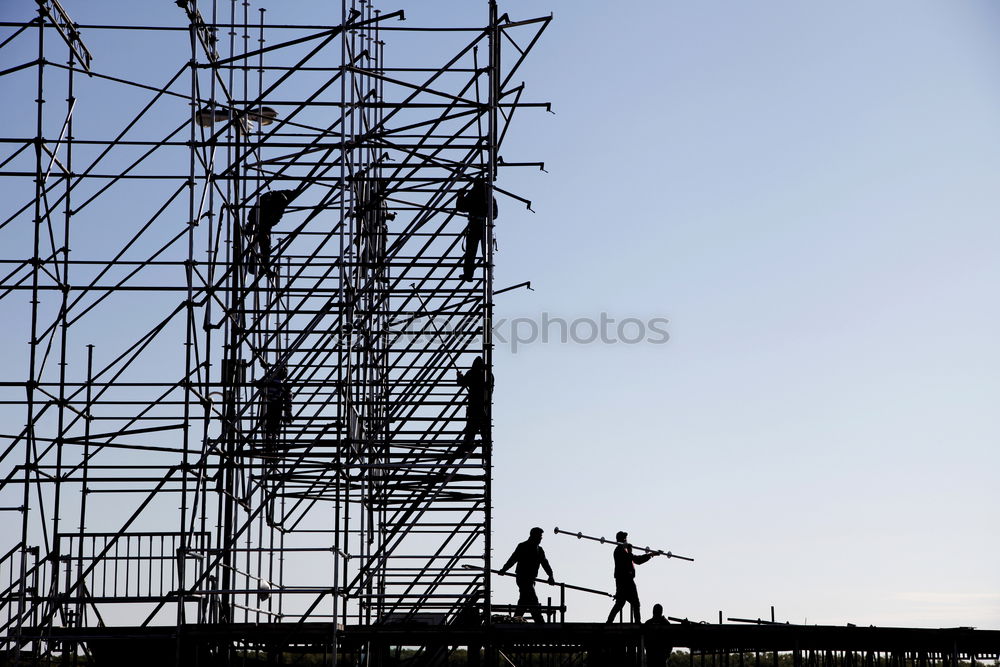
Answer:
top-left (16, 622), bottom-right (1000, 666)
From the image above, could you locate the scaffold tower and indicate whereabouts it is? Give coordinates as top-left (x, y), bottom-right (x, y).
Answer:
top-left (0, 0), bottom-right (550, 662)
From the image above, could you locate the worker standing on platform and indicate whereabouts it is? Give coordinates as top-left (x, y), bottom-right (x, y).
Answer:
top-left (456, 356), bottom-right (493, 453)
top-left (256, 364), bottom-right (292, 455)
top-left (643, 603), bottom-right (672, 667)
top-left (606, 530), bottom-right (660, 623)
top-left (456, 176), bottom-right (498, 281)
top-left (499, 527), bottom-right (555, 623)
top-left (246, 188), bottom-right (297, 277)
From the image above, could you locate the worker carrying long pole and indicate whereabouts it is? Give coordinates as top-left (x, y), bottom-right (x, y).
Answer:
top-left (552, 527), bottom-right (694, 623)
top-left (552, 526), bottom-right (694, 561)
top-left (606, 530), bottom-right (659, 623)
top-left (498, 527), bottom-right (554, 623)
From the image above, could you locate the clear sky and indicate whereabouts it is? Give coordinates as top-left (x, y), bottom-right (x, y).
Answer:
top-left (485, 0), bottom-right (1000, 629)
top-left (1, 0), bottom-right (998, 630)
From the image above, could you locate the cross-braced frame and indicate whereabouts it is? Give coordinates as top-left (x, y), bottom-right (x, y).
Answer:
top-left (0, 1), bottom-right (550, 662)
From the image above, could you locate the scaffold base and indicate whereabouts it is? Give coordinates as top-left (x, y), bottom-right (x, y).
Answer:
top-left (12, 621), bottom-right (1000, 667)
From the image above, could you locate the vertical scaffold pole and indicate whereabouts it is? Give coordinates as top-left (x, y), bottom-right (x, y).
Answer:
top-left (17, 5), bottom-right (47, 663)
top-left (484, 0), bottom-right (499, 625)
top-left (333, 3), bottom-right (348, 663)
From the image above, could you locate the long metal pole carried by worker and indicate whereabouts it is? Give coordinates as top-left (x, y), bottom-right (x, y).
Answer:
top-left (461, 564), bottom-right (614, 598)
top-left (553, 527), bottom-right (695, 562)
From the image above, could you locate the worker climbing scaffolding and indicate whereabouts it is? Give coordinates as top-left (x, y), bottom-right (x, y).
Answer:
top-left (255, 364), bottom-right (293, 456)
top-left (457, 355), bottom-right (494, 453)
top-left (0, 0), bottom-right (560, 645)
top-left (245, 188), bottom-right (298, 278)
top-left (456, 176), bottom-right (498, 281)
top-left (352, 175), bottom-right (395, 280)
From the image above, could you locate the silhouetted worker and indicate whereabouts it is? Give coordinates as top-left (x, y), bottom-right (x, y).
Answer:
top-left (643, 603), bottom-right (672, 667)
top-left (353, 177), bottom-right (395, 277)
top-left (499, 527), bottom-right (555, 623)
top-left (456, 356), bottom-right (493, 453)
top-left (246, 189), bottom-right (297, 277)
top-left (455, 177), bottom-right (498, 281)
top-left (606, 530), bottom-right (660, 623)
top-left (256, 365), bottom-right (292, 454)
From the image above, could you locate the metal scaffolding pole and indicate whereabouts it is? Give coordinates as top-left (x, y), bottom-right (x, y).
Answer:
top-left (0, 1), bottom-right (550, 664)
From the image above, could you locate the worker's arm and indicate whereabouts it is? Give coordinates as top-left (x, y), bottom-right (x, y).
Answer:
top-left (633, 552), bottom-right (655, 566)
top-left (540, 549), bottom-right (555, 583)
top-left (499, 547), bottom-right (519, 574)
top-left (456, 190), bottom-right (470, 213)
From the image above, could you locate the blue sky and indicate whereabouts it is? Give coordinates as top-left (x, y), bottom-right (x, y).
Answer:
top-left (487, 0), bottom-right (1000, 628)
top-left (1, 0), bottom-right (998, 629)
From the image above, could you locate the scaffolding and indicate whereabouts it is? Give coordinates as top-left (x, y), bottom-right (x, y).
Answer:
top-left (0, 0), bottom-right (551, 662)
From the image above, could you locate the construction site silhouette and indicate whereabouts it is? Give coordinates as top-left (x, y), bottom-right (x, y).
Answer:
top-left (0, 1), bottom-right (997, 666)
